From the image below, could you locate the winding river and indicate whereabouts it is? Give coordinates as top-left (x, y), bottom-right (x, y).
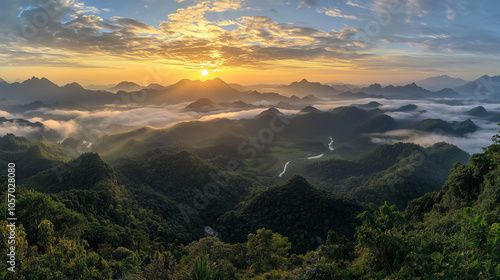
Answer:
top-left (279, 137), bottom-right (334, 178)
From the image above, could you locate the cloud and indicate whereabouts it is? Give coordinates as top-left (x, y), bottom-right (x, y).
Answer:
top-left (199, 108), bottom-right (298, 121)
top-left (370, 128), bottom-right (496, 155)
top-left (303, 97), bottom-right (500, 154)
top-left (0, 110), bottom-right (15, 118)
top-left (6, 93), bottom-right (500, 156)
top-left (297, 0), bottom-right (316, 10)
top-left (361, 97), bottom-right (500, 154)
top-left (0, 0), bottom-right (160, 67)
top-left (0, 0), bottom-right (368, 70)
top-left (346, 0), bottom-right (367, 9)
top-left (319, 8), bottom-right (358, 20)
top-left (365, 0), bottom-right (500, 55)
top-left (2, 0), bottom-right (498, 78)
top-left (0, 122), bottom-right (42, 138)
top-left (28, 117), bottom-right (79, 138)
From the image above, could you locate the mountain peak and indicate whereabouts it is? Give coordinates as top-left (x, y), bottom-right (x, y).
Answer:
top-left (254, 107), bottom-right (283, 119)
top-left (63, 82), bottom-right (83, 89)
top-left (417, 75), bottom-right (468, 91)
top-left (467, 106), bottom-right (489, 117)
top-left (117, 81), bottom-right (140, 86)
top-left (175, 77), bottom-right (229, 87)
top-left (110, 81), bottom-right (142, 91)
top-left (300, 105), bottom-right (321, 113)
top-left (289, 78), bottom-right (313, 86)
top-left (204, 77), bottom-right (230, 87)
top-left (285, 175), bottom-right (310, 187)
top-left (211, 77), bottom-right (224, 82)
top-left (367, 83), bottom-right (382, 90)
top-left (22, 76), bottom-right (59, 88)
top-left (184, 98), bottom-right (217, 111)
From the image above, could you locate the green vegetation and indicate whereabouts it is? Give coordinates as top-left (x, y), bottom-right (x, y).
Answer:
top-left (3, 124), bottom-right (500, 279)
top-left (217, 175), bottom-right (366, 254)
top-left (411, 118), bottom-right (478, 136)
top-left (284, 142), bottom-right (470, 209)
top-left (0, 134), bottom-right (68, 180)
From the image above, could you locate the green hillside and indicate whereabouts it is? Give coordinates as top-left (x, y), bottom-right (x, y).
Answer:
top-left (217, 175), bottom-right (366, 254)
top-left (283, 142), bottom-right (470, 209)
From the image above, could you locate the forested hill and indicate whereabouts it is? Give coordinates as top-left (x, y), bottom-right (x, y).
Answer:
top-left (2, 132), bottom-right (498, 279)
top-left (283, 142), bottom-right (470, 209)
top-left (217, 175), bottom-right (366, 254)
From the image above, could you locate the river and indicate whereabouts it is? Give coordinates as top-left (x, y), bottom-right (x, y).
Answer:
top-left (279, 137), bottom-right (334, 178)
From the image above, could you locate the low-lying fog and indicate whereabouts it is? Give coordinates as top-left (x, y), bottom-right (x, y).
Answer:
top-left (1, 97), bottom-right (499, 155)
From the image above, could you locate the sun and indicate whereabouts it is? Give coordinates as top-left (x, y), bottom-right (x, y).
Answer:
top-left (201, 69), bottom-right (208, 76)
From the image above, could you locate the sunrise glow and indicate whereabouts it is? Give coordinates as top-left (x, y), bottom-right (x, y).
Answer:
top-left (0, 0), bottom-right (497, 86)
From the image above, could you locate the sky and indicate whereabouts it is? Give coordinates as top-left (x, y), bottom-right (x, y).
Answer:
top-left (0, 0), bottom-right (499, 86)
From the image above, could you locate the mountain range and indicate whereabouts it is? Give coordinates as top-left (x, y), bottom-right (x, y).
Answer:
top-left (2, 75), bottom-right (499, 108)
top-left (416, 75), bottom-right (468, 91)
top-left (454, 75), bottom-right (500, 99)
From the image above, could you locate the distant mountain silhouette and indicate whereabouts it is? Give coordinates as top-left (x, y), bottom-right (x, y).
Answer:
top-left (454, 75), bottom-right (500, 99)
top-left (145, 83), bottom-right (167, 90)
top-left (274, 101), bottom-right (297, 110)
top-left (221, 100), bottom-right (256, 109)
top-left (254, 107), bottom-right (283, 120)
top-left (184, 98), bottom-right (260, 112)
top-left (242, 89), bottom-right (320, 104)
top-left (0, 101), bottom-right (47, 114)
top-left (301, 94), bottom-right (320, 102)
top-left (0, 77), bottom-right (117, 105)
top-left (62, 82), bottom-right (84, 91)
top-left (184, 98), bottom-right (218, 112)
top-left (300, 106), bottom-right (321, 113)
top-left (353, 101), bottom-right (383, 109)
top-left (329, 82), bottom-right (359, 92)
top-left (278, 78), bottom-right (340, 98)
top-left (108, 81), bottom-right (142, 92)
top-left (467, 106), bottom-right (490, 117)
top-left (416, 75), bottom-right (468, 91)
top-left (150, 78), bottom-right (240, 103)
top-left (434, 88), bottom-right (459, 97)
top-left (395, 104), bottom-right (418, 112)
top-left (336, 91), bottom-right (381, 99)
top-left (0, 76), bottom-right (311, 107)
top-left (360, 82), bottom-right (459, 99)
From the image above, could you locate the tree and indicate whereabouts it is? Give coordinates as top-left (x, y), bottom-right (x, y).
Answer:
top-left (37, 219), bottom-right (55, 254)
top-left (356, 202), bottom-right (409, 275)
top-left (246, 228), bottom-right (291, 274)
top-left (190, 254), bottom-right (221, 280)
